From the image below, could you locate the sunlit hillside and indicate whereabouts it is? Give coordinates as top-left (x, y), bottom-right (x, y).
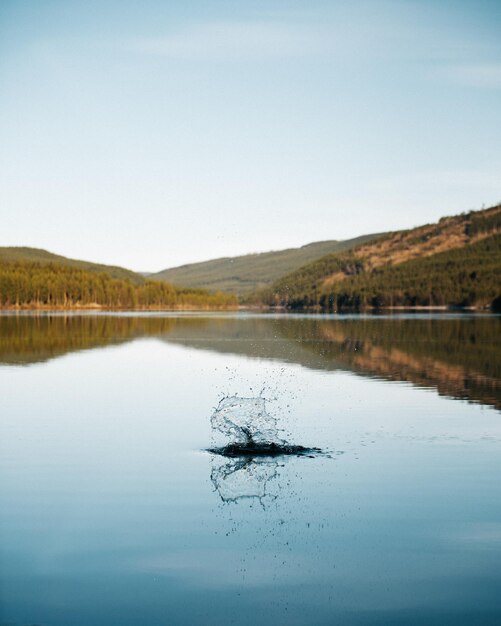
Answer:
top-left (256, 204), bottom-right (501, 310)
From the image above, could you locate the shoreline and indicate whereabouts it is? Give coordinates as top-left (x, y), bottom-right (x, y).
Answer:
top-left (0, 304), bottom-right (239, 312)
top-left (0, 304), bottom-right (495, 313)
top-left (243, 303), bottom-right (494, 312)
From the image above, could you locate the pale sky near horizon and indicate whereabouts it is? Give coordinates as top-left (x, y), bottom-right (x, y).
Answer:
top-left (1, 0), bottom-right (500, 272)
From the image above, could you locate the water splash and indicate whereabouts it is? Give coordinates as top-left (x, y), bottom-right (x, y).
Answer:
top-left (211, 396), bottom-right (285, 446)
top-left (209, 395), bottom-right (321, 457)
top-left (208, 396), bottom-right (326, 506)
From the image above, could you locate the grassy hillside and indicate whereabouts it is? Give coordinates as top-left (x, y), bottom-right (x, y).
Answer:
top-left (0, 247), bottom-right (145, 285)
top-left (150, 234), bottom-right (383, 295)
top-left (257, 204), bottom-right (501, 309)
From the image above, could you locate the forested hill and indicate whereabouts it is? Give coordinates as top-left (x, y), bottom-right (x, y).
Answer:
top-left (255, 204), bottom-right (501, 310)
top-left (149, 233), bottom-right (383, 296)
top-left (0, 247), bottom-right (145, 285)
top-left (0, 261), bottom-right (237, 309)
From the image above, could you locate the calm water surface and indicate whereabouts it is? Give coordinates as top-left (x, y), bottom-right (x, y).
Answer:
top-left (1, 312), bottom-right (500, 625)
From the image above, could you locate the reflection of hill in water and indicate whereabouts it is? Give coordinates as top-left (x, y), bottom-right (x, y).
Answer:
top-left (0, 315), bottom-right (182, 365)
top-left (165, 316), bottom-right (501, 410)
top-left (1, 313), bottom-right (500, 410)
top-left (280, 317), bottom-right (501, 410)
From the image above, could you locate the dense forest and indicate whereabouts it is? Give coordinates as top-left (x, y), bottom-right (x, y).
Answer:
top-left (0, 261), bottom-right (237, 309)
top-left (323, 234), bottom-right (501, 310)
top-left (256, 234), bottom-right (501, 310)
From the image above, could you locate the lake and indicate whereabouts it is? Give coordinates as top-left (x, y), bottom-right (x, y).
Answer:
top-left (1, 312), bottom-right (500, 625)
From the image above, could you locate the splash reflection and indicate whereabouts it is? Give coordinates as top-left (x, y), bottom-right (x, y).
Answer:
top-left (208, 395), bottom-right (324, 505)
top-left (210, 455), bottom-right (281, 505)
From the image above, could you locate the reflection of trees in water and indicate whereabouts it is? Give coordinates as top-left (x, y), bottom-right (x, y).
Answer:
top-left (0, 314), bottom-right (208, 365)
top-left (280, 316), bottom-right (501, 378)
top-left (1, 313), bottom-right (500, 409)
top-left (276, 316), bottom-right (501, 409)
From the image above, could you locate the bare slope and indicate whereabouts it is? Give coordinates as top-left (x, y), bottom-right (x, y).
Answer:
top-left (0, 247), bottom-right (145, 284)
top-left (150, 234), bottom-right (383, 295)
top-left (331, 203), bottom-right (501, 279)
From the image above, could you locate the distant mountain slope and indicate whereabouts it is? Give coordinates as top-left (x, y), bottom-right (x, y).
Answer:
top-left (259, 204), bottom-right (501, 309)
top-left (150, 234), bottom-right (383, 295)
top-left (0, 247), bottom-right (145, 284)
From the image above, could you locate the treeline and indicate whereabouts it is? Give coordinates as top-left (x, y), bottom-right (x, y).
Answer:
top-left (256, 234), bottom-right (501, 310)
top-left (0, 261), bottom-right (238, 309)
top-left (250, 254), bottom-right (365, 307)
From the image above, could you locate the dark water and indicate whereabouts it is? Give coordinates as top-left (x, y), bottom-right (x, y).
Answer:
top-left (1, 312), bottom-right (500, 625)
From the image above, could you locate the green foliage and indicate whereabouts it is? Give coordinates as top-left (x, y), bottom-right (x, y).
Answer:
top-left (254, 203), bottom-right (501, 309)
top-left (322, 235), bottom-right (501, 309)
top-left (261, 234), bottom-right (501, 310)
top-left (254, 254), bottom-right (365, 307)
top-left (0, 262), bottom-right (238, 309)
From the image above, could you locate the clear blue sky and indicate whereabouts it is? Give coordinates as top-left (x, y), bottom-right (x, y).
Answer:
top-left (1, 0), bottom-right (500, 271)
